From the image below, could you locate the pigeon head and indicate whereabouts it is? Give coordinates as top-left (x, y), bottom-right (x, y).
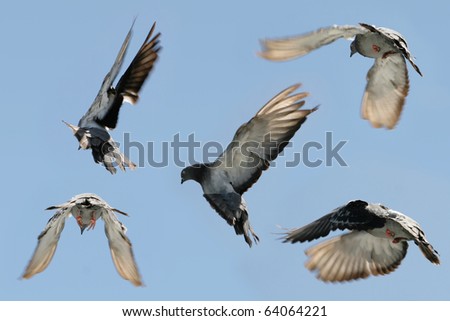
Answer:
top-left (181, 164), bottom-right (205, 184)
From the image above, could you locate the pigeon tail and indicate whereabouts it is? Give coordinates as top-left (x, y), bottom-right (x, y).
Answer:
top-left (71, 126), bottom-right (136, 174)
top-left (232, 210), bottom-right (260, 247)
top-left (92, 140), bottom-right (137, 175)
top-left (202, 193), bottom-right (259, 247)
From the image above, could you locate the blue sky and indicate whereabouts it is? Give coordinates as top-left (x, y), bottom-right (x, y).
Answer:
top-left (2, 0), bottom-right (449, 300)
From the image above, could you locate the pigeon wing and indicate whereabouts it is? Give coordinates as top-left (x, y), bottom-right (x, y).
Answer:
top-left (98, 22), bottom-right (161, 129)
top-left (284, 200), bottom-right (386, 243)
top-left (259, 25), bottom-right (364, 61)
top-left (102, 208), bottom-right (143, 286)
top-left (22, 207), bottom-right (70, 279)
top-left (305, 230), bottom-right (408, 282)
top-left (115, 22), bottom-right (161, 105)
top-left (214, 84), bottom-right (317, 195)
top-left (82, 22), bottom-right (133, 127)
top-left (361, 53), bottom-right (409, 129)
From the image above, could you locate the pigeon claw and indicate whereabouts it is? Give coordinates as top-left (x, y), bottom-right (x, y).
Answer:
top-left (76, 215), bottom-right (83, 227)
top-left (87, 213), bottom-right (97, 231)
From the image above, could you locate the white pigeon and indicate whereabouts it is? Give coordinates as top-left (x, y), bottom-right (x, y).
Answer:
top-left (22, 193), bottom-right (143, 286)
top-left (64, 21), bottom-right (160, 174)
top-left (283, 200), bottom-right (440, 282)
top-left (181, 84), bottom-right (318, 246)
top-left (259, 23), bottom-right (422, 129)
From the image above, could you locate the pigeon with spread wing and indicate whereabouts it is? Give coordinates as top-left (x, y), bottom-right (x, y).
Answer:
top-left (181, 84), bottom-right (317, 246)
top-left (259, 23), bottom-right (422, 129)
top-left (64, 21), bottom-right (160, 173)
top-left (283, 200), bottom-right (439, 282)
top-left (22, 193), bottom-right (143, 286)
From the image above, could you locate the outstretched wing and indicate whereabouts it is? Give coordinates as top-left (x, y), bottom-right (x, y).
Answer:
top-left (22, 207), bottom-right (70, 279)
top-left (259, 25), bottom-right (364, 61)
top-left (98, 22), bottom-right (161, 129)
top-left (305, 230), bottom-right (408, 282)
top-left (361, 54), bottom-right (409, 129)
top-left (284, 200), bottom-right (386, 243)
top-left (214, 84), bottom-right (317, 195)
top-left (102, 208), bottom-right (143, 286)
top-left (115, 22), bottom-right (161, 105)
top-left (82, 21), bottom-right (133, 126)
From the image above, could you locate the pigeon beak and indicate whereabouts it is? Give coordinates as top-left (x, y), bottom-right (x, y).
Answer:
top-left (181, 178), bottom-right (185, 184)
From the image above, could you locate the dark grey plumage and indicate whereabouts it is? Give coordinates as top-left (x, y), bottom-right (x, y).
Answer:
top-left (64, 21), bottom-right (161, 174)
top-left (181, 84), bottom-right (317, 246)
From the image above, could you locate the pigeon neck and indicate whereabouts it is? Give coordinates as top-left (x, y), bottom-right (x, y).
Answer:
top-left (186, 164), bottom-right (206, 183)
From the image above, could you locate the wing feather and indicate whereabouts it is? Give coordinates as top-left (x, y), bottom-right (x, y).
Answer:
top-left (102, 209), bottom-right (143, 286)
top-left (215, 84), bottom-right (317, 195)
top-left (361, 54), bottom-right (409, 129)
top-left (22, 208), bottom-right (70, 279)
top-left (115, 22), bottom-right (161, 105)
top-left (81, 22), bottom-right (133, 126)
top-left (305, 231), bottom-right (407, 282)
top-left (259, 25), bottom-right (364, 61)
top-left (97, 22), bottom-right (161, 129)
top-left (284, 200), bottom-right (386, 243)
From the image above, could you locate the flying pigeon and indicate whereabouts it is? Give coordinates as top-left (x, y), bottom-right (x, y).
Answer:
top-left (259, 23), bottom-right (422, 129)
top-left (63, 21), bottom-right (161, 174)
top-left (22, 193), bottom-right (143, 286)
top-left (181, 84), bottom-right (317, 247)
top-left (283, 200), bottom-right (440, 282)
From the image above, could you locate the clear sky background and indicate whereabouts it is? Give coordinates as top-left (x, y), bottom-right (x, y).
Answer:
top-left (1, 0), bottom-right (449, 301)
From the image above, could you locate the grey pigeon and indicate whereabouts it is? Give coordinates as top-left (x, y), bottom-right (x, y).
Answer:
top-left (64, 21), bottom-right (161, 174)
top-left (181, 84), bottom-right (317, 246)
top-left (22, 193), bottom-right (143, 286)
top-left (283, 200), bottom-right (439, 282)
top-left (259, 23), bottom-right (422, 129)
